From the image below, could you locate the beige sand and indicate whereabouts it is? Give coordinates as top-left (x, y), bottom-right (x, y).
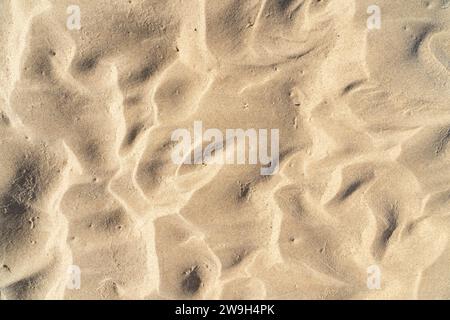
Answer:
top-left (0, 0), bottom-right (449, 300)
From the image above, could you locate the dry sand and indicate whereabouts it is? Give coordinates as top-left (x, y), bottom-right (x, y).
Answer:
top-left (0, 0), bottom-right (449, 300)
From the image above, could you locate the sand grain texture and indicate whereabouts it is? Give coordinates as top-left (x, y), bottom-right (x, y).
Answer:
top-left (0, 0), bottom-right (449, 300)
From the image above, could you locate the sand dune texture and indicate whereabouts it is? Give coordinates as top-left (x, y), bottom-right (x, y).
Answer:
top-left (0, 0), bottom-right (449, 300)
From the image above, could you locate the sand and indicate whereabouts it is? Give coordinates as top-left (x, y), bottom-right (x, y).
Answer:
top-left (0, 0), bottom-right (449, 300)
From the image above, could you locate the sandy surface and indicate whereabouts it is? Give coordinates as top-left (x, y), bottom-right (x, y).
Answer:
top-left (0, 0), bottom-right (449, 300)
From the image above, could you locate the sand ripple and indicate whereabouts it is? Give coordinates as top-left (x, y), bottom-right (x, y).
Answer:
top-left (0, 0), bottom-right (449, 299)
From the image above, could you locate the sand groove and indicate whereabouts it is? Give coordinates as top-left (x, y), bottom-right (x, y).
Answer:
top-left (0, 0), bottom-right (449, 299)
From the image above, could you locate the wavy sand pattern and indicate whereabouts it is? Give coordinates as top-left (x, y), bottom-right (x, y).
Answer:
top-left (0, 0), bottom-right (449, 299)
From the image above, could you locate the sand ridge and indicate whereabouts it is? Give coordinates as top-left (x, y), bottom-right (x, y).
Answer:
top-left (0, 0), bottom-right (449, 299)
